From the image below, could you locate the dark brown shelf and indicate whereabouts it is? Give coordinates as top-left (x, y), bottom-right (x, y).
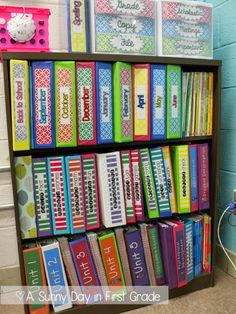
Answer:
top-left (2, 52), bottom-right (222, 68)
top-left (12, 136), bottom-right (213, 157)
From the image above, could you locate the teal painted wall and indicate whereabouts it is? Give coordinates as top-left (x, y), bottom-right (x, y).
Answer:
top-left (206, 0), bottom-right (236, 253)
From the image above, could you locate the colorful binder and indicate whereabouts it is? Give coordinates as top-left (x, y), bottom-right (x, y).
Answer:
top-left (96, 62), bottom-right (113, 144)
top-left (171, 145), bottom-right (191, 214)
top-left (198, 143), bottom-right (210, 210)
top-left (120, 151), bottom-right (135, 223)
top-left (189, 144), bottom-right (199, 212)
top-left (139, 148), bottom-right (159, 219)
top-left (96, 152), bottom-right (126, 228)
top-left (87, 232), bottom-right (108, 295)
top-left (69, 237), bottom-right (101, 301)
top-left (163, 219), bottom-right (187, 288)
top-left (166, 65), bottom-right (182, 139)
top-left (32, 158), bottom-right (53, 237)
top-left (76, 62), bottom-right (97, 145)
top-left (147, 224), bottom-right (165, 285)
top-left (55, 61), bottom-right (77, 147)
top-left (139, 224), bottom-right (157, 286)
top-left (67, 0), bottom-right (89, 52)
top-left (133, 64), bottom-right (150, 141)
top-left (114, 228), bottom-right (133, 289)
top-left (113, 62), bottom-right (133, 143)
top-left (162, 146), bottom-right (177, 214)
top-left (124, 226), bottom-right (149, 286)
top-left (150, 147), bottom-right (171, 217)
top-left (82, 154), bottom-right (100, 230)
top-left (181, 218), bottom-right (194, 282)
top-left (31, 61), bottom-right (55, 148)
top-left (23, 246), bottom-right (49, 314)
top-left (10, 60), bottom-right (30, 151)
top-left (150, 64), bottom-right (166, 140)
top-left (158, 222), bottom-right (178, 289)
top-left (65, 156), bottom-right (85, 234)
top-left (15, 156), bottom-right (37, 239)
top-left (47, 157), bottom-right (70, 235)
top-left (130, 150), bottom-right (145, 221)
top-left (41, 241), bottom-right (72, 312)
top-left (98, 231), bottom-right (126, 295)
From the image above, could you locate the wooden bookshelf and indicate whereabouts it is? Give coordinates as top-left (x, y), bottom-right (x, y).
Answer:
top-left (2, 52), bottom-right (221, 314)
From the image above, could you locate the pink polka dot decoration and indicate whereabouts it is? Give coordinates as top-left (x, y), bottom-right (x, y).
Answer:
top-left (0, 6), bottom-right (50, 54)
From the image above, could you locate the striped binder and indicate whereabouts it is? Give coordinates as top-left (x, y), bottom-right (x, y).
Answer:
top-left (96, 152), bottom-right (126, 228)
top-left (140, 148), bottom-right (159, 219)
top-left (41, 241), bottom-right (72, 312)
top-left (47, 157), bottom-right (70, 235)
top-left (130, 150), bottom-right (145, 221)
top-left (32, 158), bottom-right (52, 237)
top-left (150, 147), bottom-right (171, 217)
top-left (82, 154), bottom-right (100, 230)
top-left (120, 151), bottom-right (136, 223)
top-left (65, 156), bottom-right (85, 234)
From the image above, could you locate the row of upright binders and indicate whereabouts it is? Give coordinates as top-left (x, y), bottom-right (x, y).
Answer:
top-left (23, 216), bottom-right (211, 313)
top-left (15, 143), bottom-right (209, 240)
top-left (10, 59), bottom-right (214, 151)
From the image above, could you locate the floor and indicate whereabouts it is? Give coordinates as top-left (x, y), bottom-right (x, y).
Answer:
top-left (0, 268), bottom-right (235, 314)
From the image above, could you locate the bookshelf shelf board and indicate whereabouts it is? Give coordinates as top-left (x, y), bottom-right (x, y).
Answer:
top-left (12, 136), bottom-right (213, 157)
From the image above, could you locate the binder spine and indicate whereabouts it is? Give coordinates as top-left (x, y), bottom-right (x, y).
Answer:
top-left (96, 62), bottom-right (113, 144)
top-left (150, 64), bottom-right (166, 140)
top-left (140, 149), bottom-right (159, 218)
top-left (130, 150), bottom-right (145, 221)
top-left (189, 144), bottom-right (199, 212)
top-left (82, 154), bottom-right (100, 230)
top-left (65, 156), bottom-right (85, 234)
top-left (47, 157), bottom-right (70, 235)
top-left (32, 158), bottom-right (53, 237)
top-left (150, 147), bottom-right (171, 217)
top-left (10, 60), bottom-right (30, 151)
top-left (120, 151), bottom-right (135, 223)
top-left (184, 220), bottom-right (194, 282)
top-left (31, 61), bottom-right (55, 148)
top-left (76, 62), bottom-right (97, 145)
top-left (198, 144), bottom-right (210, 209)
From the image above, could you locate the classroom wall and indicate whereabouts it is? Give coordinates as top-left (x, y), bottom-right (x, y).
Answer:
top-left (0, 0), bottom-right (68, 294)
top-left (206, 0), bottom-right (236, 277)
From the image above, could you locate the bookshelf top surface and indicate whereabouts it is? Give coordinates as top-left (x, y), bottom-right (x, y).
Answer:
top-left (2, 52), bottom-right (222, 67)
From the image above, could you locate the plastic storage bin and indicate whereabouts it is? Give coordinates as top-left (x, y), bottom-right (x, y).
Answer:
top-left (0, 6), bottom-right (50, 53)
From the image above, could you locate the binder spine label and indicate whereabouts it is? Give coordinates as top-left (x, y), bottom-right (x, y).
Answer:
top-left (32, 159), bottom-right (52, 237)
top-left (55, 62), bottom-right (76, 147)
top-left (178, 147), bottom-right (191, 212)
top-left (96, 63), bottom-right (113, 144)
top-left (77, 62), bottom-right (96, 145)
top-left (120, 67), bottom-right (133, 140)
top-left (131, 150), bottom-right (144, 221)
top-left (66, 157), bottom-right (85, 233)
top-left (189, 145), bottom-right (198, 212)
top-left (140, 149), bottom-right (159, 218)
top-left (48, 158), bottom-right (70, 234)
top-left (10, 60), bottom-right (30, 150)
top-left (162, 146), bottom-right (177, 214)
top-left (198, 144), bottom-right (210, 209)
top-left (32, 62), bottom-right (54, 148)
top-left (150, 148), bottom-right (171, 217)
top-left (151, 65), bottom-right (166, 139)
top-left (121, 151), bottom-right (135, 223)
top-left (82, 155), bottom-right (100, 230)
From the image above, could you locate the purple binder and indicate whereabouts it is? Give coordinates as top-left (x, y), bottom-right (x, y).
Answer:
top-left (124, 227), bottom-right (149, 286)
top-left (158, 222), bottom-right (178, 289)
